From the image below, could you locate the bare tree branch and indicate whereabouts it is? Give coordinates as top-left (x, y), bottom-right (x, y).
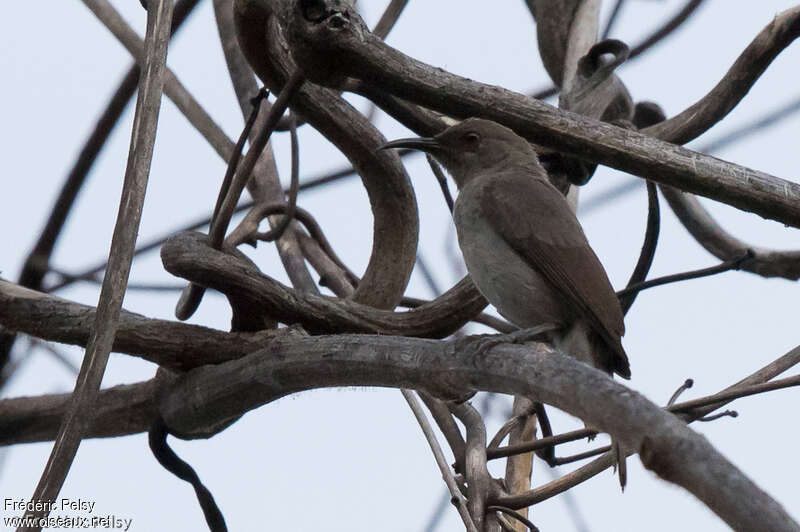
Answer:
top-left (281, 1), bottom-right (800, 227)
top-left (235, 0), bottom-right (419, 309)
top-left (146, 335), bottom-right (799, 532)
top-left (213, 0), bottom-right (317, 292)
top-left (4, 277), bottom-right (800, 530)
top-left (0, 0), bottom-right (203, 388)
top-left (498, 344), bottom-right (800, 509)
top-left (0, 379), bottom-right (159, 446)
top-left (403, 391), bottom-right (478, 532)
top-left (451, 402), bottom-right (493, 531)
top-left (372, 0), bottom-right (409, 40)
top-left (21, 2), bottom-right (175, 527)
top-left (0, 280), bottom-right (298, 371)
top-left (162, 232), bottom-right (486, 338)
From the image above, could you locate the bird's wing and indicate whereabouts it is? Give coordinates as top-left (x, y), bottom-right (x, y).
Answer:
top-left (480, 172), bottom-right (629, 373)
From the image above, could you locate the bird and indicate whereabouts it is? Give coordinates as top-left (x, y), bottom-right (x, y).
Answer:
top-left (381, 118), bottom-right (631, 379)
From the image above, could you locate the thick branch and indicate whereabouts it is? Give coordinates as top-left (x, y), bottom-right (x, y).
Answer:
top-left (148, 335), bottom-right (798, 532)
top-left (235, 0), bottom-right (419, 309)
top-left (0, 380), bottom-right (158, 445)
top-left (3, 284), bottom-right (800, 530)
top-left (161, 232), bottom-right (486, 338)
top-left (283, 2), bottom-right (800, 228)
top-left (0, 280), bottom-right (297, 371)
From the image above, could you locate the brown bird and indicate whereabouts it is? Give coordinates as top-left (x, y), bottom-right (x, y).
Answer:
top-left (382, 118), bottom-right (630, 379)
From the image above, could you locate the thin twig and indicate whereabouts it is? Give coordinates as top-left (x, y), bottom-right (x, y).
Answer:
top-left (618, 180), bottom-right (660, 315)
top-left (209, 69), bottom-right (302, 246)
top-left (601, 0), bottom-right (628, 39)
top-left (29, 340), bottom-right (79, 375)
top-left (552, 445), bottom-right (612, 466)
top-left (487, 506), bottom-right (541, 532)
top-left (628, 0), bottom-right (705, 61)
top-left (402, 391), bottom-right (478, 532)
top-left (0, 0), bottom-right (202, 386)
top-left (487, 428), bottom-right (595, 461)
top-left (488, 411), bottom-right (530, 450)
top-left (668, 378), bottom-right (694, 406)
top-left (176, 71), bottom-right (305, 320)
top-left (149, 420), bottom-right (227, 531)
top-left (615, 249), bottom-right (753, 298)
top-left (372, 0), bottom-right (410, 40)
top-left (425, 154), bottom-right (455, 214)
top-left (212, 89), bottom-right (268, 222)
top-left (21, 2), bottom-right (174, 527)
top-left (697, 410), bottom-right (738, 422)
top-left (258, 116), bottom-right (299, 242)
top-left (418, 392), bottom-right (466, 472)
top-left (669, 374), bottom-right (800, 414)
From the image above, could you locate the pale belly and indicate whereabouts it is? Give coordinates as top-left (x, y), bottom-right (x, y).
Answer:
top-left (454, 192), bottom-right (569, 328)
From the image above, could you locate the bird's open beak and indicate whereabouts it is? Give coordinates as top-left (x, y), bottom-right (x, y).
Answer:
top-left (378, 137), bottom-right (441, 153)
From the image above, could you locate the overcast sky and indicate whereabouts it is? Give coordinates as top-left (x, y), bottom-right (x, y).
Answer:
top-left (2, 1), bottom-right (800, 531)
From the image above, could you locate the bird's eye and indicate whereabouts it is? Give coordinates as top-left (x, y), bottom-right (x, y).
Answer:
top-left (463, 132), bottom-right (481, 144)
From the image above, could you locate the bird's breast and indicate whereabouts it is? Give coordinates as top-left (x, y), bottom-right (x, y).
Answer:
top-left (453, 185), bottom-right (570, 328)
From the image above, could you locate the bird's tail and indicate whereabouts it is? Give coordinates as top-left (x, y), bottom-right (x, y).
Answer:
top-left (555, 319), bottom-right (631, 379)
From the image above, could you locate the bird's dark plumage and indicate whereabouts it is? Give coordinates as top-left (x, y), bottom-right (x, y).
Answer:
top-left (382, 118), bottom-right (631, 378)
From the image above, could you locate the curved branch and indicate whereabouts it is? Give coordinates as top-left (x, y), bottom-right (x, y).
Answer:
top-left (527, 0), bottom-right (706, 96)
top-left (234, 0), bottom-right (418, 310)
top-left (6, 285), bottom-right (799, 527)
top-left (498, 343), bottom-right (800, 509)
top-left (451, 402), bottom-right (492, 530)
top-left (661, 186), bottom-right (800, 280)
top-left (0, 280), bottom-right (297, 371)
top-left (162, 232), bottom-right (486, 338)
top-left (281, 1), bottom-right (800, 228)
top-left (643, 7), bottom-right (800, 143)
top-left (213, 0), bottom-right (317, 292)
top-left (149, 335), bottom-right (799, 532)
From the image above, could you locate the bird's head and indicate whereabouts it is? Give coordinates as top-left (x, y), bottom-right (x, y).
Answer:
top-left (380, 118), bottom-right (541, 188)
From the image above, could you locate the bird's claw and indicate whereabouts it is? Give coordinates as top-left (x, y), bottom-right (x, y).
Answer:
top-left (499, 323), bottom-right (560, 345)
top-left (455, 324), bottom-right (558, 365)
